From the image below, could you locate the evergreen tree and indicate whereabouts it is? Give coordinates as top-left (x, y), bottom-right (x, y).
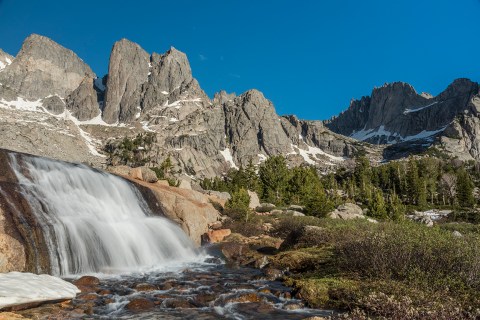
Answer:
top-left (406, 157), bottom-right (420, 205)
top-left (387, 192), bottom-right (405, 221)
top-left (368, 188), bottom-right (387, 219)
top-left (456, 168), bottom-right (475, 208)
top-left (258, 156), bottom-right (290, 205)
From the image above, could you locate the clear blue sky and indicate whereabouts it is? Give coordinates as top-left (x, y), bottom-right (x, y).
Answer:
top-left (0, 0), bottom-right (479, 120)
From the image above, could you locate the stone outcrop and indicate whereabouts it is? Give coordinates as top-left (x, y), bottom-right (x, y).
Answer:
top-left (223, 89), bottom-right (293, 164)
top-left (129, 166), bottom-right (158, 183)
top-left (327, 203), bottom-right (364, 220)
top-left (0, 34), bottom-right (95, 100)
top-left (122, 176), bottom-right (221, 245)
top-left (65, 76), bottom-right (101, 120)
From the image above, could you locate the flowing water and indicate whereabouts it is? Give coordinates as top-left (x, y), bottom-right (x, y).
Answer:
top-left (10, 154), bottom-right (199, 276)
top-left (9, 153), bottom-right (333, 319)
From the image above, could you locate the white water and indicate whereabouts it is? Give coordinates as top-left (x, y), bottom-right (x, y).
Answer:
top-left (9, 154), bottom-right (200, 276)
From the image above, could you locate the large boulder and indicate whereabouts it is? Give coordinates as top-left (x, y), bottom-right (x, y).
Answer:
top-left (122, 176), bottom-right (221, 245)
top-left (327, 203), bottom-right (364, 220)
top-left (201, 229), bottom-right (231, 244)
top-left (280, 225), bottom-right (325, 250)
top-left (129, 166), bottom-right (158, 183)
top-left (248, 190), bottom-right (260, 209)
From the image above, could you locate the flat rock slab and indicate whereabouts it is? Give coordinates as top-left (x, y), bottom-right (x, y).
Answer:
top-left (0, 272), bottom-right (80, 310)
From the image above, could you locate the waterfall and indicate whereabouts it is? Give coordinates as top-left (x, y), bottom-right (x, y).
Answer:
top-left (9, 154), bottom-right (199, 276)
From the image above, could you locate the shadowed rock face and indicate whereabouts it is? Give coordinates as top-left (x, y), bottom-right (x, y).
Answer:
top-left (66, 77), bottom-right (101, 120)
top-left (0, 34), bottom-right (95, 100)
top-left (0, 150), bottom-right (51, 274)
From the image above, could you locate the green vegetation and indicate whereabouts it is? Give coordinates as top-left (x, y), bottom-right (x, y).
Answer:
top-left (104, 133), bottom-right (157, 167)
top-left (270, 217), bottom-right (480, 319)
top-left (204, 154), bottom-right (479, 221)
top-left (214, 154), bottom-right (480, 318)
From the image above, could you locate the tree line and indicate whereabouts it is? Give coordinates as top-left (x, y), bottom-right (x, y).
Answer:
top-left (201, 155), bottom-right (479, 220)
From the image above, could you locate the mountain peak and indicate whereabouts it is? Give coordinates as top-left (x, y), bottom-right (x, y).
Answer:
top-left (0, 33), bottom-right (95, 99)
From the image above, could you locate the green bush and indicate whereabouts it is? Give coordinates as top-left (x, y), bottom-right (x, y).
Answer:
top-left (336, 221), bottom-right (480, 291)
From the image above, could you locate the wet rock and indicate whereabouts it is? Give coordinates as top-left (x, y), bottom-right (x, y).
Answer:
top-left (223, 292), bottom-right (262, 303)
top-left (126, 298), bottom-right (155, 312)
top-left (201, 229), bottom-right (231, 244)
top-left (77, 293), bottom-right (98, 301)
top-left (134, 283), bottom-right (157, 292)
top-left (72, 276), bottom-right (100, 293)
top-left (284, 302), bottom-right (305, 310)
top-left (97, 289), bottom-right (111, 296)
top-left (164, 299), bottom-right (195, 309)
top-left (263, 268), bottom-right (284, 281)
top-left (73, 276), bottom-right (100, 287)
top-left (193, 293), bottom-right (216, 306)
top-left (159, 281), bottom-right (175, 290)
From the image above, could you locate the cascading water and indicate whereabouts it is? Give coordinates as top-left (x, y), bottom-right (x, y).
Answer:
top-left (9, 154), bottom-right (200, 276)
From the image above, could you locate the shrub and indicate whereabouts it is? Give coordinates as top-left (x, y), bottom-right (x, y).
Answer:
top-left (337, 221), bottom-right (480, 291)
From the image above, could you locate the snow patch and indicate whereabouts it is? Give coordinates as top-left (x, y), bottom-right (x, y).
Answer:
top-left (135, 112), bottom-right (141, 119)
top-left (220, 148), bottom-right (239, 169)
top-left (163, 98), bottom-right (202, 109)
top-left (404, 101), bottom-right (439, 114)
top-left (257, 153), bottom-right (267, 162)
top-left (141, 121), bottom-right (154, 132)
top-left (0, 272), bottom-right (80, 309)
top-left (290, 144), bottom-right (344, 165)
top-left (161, 91), bottom-right (169, 95)
top-left (169, 117), bottom-right (179, 122)
top-left (350, 125), bottom-right (396, 142)
top-left (402, 126), bottom-right (447, 142)
top-left (0, 97), bottom-right (43, 112)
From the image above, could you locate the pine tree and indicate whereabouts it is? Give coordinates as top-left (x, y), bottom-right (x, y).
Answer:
top-left (368, 188), bottom-right (387, 219)
top-left (258, 156), bottom-right (290, 205)
top-left (406, 157), bottom-right (420, 205)
top-left (456, 168), bottom-right (475, 208)
top-left (387, 192), bottom-right (405, 221)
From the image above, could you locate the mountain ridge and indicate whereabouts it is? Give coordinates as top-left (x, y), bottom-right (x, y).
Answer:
top-left (0, 33), bottom-right (477, 180)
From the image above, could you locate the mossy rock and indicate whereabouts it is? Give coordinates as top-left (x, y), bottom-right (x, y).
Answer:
top-left (286, 277), bottom-right (360, 309)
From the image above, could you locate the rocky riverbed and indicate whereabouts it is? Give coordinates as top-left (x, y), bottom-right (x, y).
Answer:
top-left (7, 246), bottom-right (333, 320)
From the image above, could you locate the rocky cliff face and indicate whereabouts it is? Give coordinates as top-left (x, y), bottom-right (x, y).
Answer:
top-left (0, 34), bottom-right (356, 178)
top-left (0, 34), bottom-right (95, 100)
top-left (325, 79), bottom-right (479, 146)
